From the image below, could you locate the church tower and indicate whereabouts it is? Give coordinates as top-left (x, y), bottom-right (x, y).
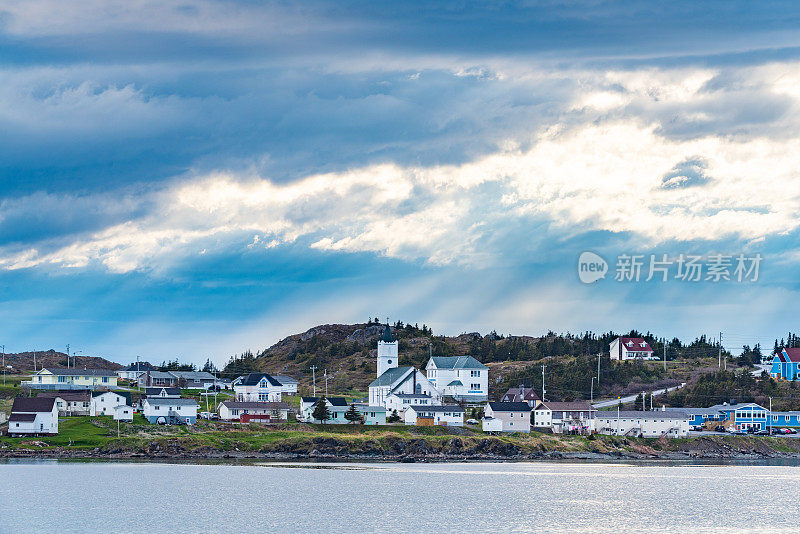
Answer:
top-left (377, 322), bottom-right (399, 377)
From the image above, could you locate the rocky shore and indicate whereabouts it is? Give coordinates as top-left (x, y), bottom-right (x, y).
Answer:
top-left (3, 434), bottom-right (800, 462)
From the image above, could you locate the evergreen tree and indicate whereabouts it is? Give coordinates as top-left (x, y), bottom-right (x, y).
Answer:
top-left (387, 409), bottom-right (401, 423)
top-left (312, 398), bottom-right (331, 423)
top-left (344, 404), bottom-right (363, 424)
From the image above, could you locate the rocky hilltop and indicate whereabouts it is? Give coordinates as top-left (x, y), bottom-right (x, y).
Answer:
top-left (2, 350), bottom-right (122, 373)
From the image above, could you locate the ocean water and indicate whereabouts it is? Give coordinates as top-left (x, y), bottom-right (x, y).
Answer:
top-left (0, 460), bottom-right (798, 533)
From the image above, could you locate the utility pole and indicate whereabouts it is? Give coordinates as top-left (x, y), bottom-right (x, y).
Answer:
top-left (324, 369), bottom-right (328, 397)
top-left (1, 344), bottom-right (4, 385)
top-left (718, 333), bottom-right (722, 369)
top-left (663, 343), bottom-right (667, 372)
top-left (33, 350), bottom-right (36, 372)
top-left (137, 355), bottom-right (141, 391)
top-left (310, 365), bottom-right (317, 396)
top-left (769, 397), bottom-right (773, 435)
top-left (590, 377), bottom-right (595, 404)
top-left (642, 391), bottom-right (646, 411)
top-left (597, 352), bottom-right (601, 383)
top-left (541, 364), bottom-right (546, 402)
top-left (66, 344), bottom-right (70, 368)
top-left (650, 393), bottom-right (653, 411)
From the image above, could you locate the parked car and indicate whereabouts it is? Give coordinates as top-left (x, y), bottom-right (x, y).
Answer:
top-left (713, 425), bottom-right (727, 433)
top-left (752, 429), bottom-right (769, 436)
top-left (465, 418), bottom-right (479, 425)
top-left (780, 428), bottom-right (797, 434)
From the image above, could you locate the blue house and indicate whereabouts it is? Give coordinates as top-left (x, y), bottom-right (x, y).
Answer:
top-left (771, 348), bottom-right (800, 380)
top-left (728, 403), bottom-right (768, 431)
top-left (769, 412), bottom-right (800, 429)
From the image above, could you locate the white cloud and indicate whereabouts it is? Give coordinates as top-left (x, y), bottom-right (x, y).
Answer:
top-left (3, 62), bottom-right (800, 273)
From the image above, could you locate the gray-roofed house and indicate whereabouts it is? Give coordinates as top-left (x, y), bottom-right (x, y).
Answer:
top-left (483, 402), bottom-right (532, 433)
top-left (38, 390), bottom-right (91, 416)
top-left (404, 405), bottom-right (464, 427)
top-left (167, 371), bottom-right (217, 388)
top-left (90, 391), bottom-right (133, 420)
top-left (144, 387), bottom-right (181, 399)
top-left (233, 373), bottom-right (283, 402)
top-left (273, 375), bottom-right (299, 395)
top-left (426, 356), bottom-right (489, 402)
top-left (141, 397), bottom-right (199, 425)
top-left (594, 409), bottom-right (689, 438)
top-left (24, 368), bottom-right (119, 391)
top-left (501, 387), bottom-right (542, 407)
top-left (136, 371), bottom-right (178, 388)
top-left (533, 401), bottom-right (595, 434)
top-left (218, 401), bottom-right (291, 422)
top-left (8, 397), bottom-right (59, 436)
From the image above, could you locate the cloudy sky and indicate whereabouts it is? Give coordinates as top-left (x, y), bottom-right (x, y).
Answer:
top-left (2, 1), bottom-right (799, 365)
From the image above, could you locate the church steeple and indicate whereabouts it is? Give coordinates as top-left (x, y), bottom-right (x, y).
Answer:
top-left (377, 319), bottom-right (398, 377)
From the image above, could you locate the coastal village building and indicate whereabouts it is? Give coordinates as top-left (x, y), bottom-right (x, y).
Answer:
top-left (141, 398), bottom-right (198, 425)
top-left (483, 402), bottom-right (532, 433)
top-left (274, 376), bottom-right (299, 395)
top-left (386, 392), bottom-right (434, 414)
top-left (167, 371), bottom-right (217, 388)
top-left (136, 371), bottom-right (178, 388)
top-left (404, 405), bottom-right (464, 427)
top-left (25, 368), bottom-right (118, 390)
top-left (771, 348), bottom-right (800, 380)
top-left (368, 325), bottom-right (441, 409)
top-left (39, 390), bottom-right (91, 416)
top-left (233, 373), bottom-right (283, 402)
top-left (90, 391), bottom-right (132, 419)
top-left (116, 362), bottom-right (155, 381)
top-left (500, 387), bottom-right (541, 407)
top-left (533, 402), bottom-right (595, 434)
top-left (302, 397), bottom-right (348, 422)
top-left (425, 356), bottom-right (488, 403)
top-left (218, 401), bottom-right (290, 422)
top-left (609, 337), bottom-right (655, 361)
top-left (595, 410), bottom-right (690, 437)
top-left (143, 387), bottom-right (180, 399)
top-left (8, 397), bottom-right (59, 436)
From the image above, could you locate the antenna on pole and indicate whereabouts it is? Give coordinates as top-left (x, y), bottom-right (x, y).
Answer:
top-left (310, 365), bottom-right (317, 396)
top-left (541, 364), bottom-right (546, 402)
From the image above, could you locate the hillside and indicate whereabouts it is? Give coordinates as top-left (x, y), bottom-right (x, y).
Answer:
top-left (221, 322), bottom-right (733, 401)
top-left (1, 350), bottom-right (122, 373)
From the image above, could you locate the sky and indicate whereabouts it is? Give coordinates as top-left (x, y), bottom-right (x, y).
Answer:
top-left (2, 1), bottom-right (800, 366)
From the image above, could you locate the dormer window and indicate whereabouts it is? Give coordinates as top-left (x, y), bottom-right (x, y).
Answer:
top-left (640, 342), bottom-right (646, 348)
top-left (626, 341), bottom-right (634, 347)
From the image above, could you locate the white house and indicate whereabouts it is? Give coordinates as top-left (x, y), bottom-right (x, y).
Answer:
top-left (142, 398), bottom-right (198, 425)
top-left (218, 401), bottom-right (290, 422)
top-left (610, 337), bottom-right (655, 361)
top-left (483, 402), bottom-right (531, 433)
top-left (39, 390), bottom-right (91, 416)
top-left (594, 410), bottom-right (690, 438)
top-left (425, 356), bottom-right (488, 402)
top-left (274, 376), bottom-right (298, 395)
top-left (116, 362), bottom-right (155, 381)
top-left (533, 402), bottom-right (595, 434)
top-left (404, 405), bottom-right (464, 427)
top-left (233, 373), bottom-right (283, 402)
top-left (8, 397), bottom-right (59, 436)
top-left (386, 392), bottom-right (435, 415)
top-left (90, 391), bottom-right (131, 418)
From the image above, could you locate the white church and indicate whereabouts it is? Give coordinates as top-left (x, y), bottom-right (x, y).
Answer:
top-left (368, 324), bottom-right (442, 412)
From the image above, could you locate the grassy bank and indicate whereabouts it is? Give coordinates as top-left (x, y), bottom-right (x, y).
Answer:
top-left (4, 417), bottom-right (800, 459)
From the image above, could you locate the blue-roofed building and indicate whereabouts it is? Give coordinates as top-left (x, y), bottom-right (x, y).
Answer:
top-left (771, 348), bottom-right (800, 380)
top-left (368, 366), bottom-right (442, 409)
top-left (426, 356), bottom-right (488, 402)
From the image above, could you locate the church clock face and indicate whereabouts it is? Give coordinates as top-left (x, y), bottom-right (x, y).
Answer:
top-left (387, 360), bottom-right (392, 364)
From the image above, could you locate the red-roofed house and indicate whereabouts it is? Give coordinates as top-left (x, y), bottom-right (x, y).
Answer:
top-left (610, 337), bottom-right (654, 361)
top-left (771, 348), bottom-right (800, 380)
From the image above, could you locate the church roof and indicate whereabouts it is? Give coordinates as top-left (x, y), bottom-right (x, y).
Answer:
top-left (369, 366), bottom-right (413, 388)
top-left (428, 356), bottom-right (488, 370)
top-left (382, 324), bottom-right (394, 343)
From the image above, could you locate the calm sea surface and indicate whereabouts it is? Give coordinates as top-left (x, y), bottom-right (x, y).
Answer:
top-left (1, 460), bottom-right (799, 533)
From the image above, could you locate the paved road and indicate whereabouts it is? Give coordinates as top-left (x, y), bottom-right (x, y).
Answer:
top-left (592, 382), bottom-right (686, 408)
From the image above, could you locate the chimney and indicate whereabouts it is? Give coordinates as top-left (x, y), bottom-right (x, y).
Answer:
top-left (661, 405), bottom-right (665, 411)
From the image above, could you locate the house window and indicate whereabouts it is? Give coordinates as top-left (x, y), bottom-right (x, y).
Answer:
top-left (58, 376), bottom-right (66, 383)
top-left (102, 377), bottom-right (109, 383)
